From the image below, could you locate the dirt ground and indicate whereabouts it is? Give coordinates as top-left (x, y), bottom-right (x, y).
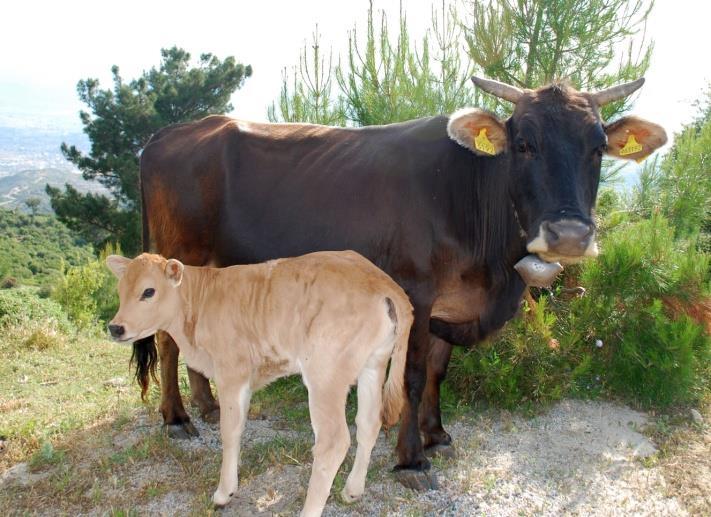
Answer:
top-left (2, 398), bottom-right (708, 516)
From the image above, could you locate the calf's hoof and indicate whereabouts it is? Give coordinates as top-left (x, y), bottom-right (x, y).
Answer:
top-left (213, 489), bottom-right (233, 508)
top-left (164, 421), bottom-right (199, 440)
top-left (424, 443), bottom-right (456, 460)
top-left (392, 468), bottom-right (439, 491)
top-left (201, 407), bottom-right (221, 424)
top-left (340, 487), bottom-right (363, 504)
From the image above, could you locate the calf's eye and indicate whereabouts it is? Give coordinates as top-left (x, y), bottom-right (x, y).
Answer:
top-left (141, 288), bottom-right (155, 300)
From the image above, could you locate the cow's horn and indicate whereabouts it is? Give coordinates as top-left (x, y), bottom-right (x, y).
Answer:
top-left (590, 78), bottom-right (645, 106)
top-left (471, 76), bottom-right (523, 104)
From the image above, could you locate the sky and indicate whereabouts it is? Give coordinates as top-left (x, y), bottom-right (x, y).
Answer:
top-left (1, 0), bottom-right (709, 144)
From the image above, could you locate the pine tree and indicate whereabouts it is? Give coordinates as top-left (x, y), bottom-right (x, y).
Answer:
top-left (48, 47), bottom-right (252, 254)
top-left (270, 0), bottom-right (653, 125)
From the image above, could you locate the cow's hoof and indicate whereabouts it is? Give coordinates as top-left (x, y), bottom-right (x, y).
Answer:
top-left (393, 468), bottom-right (439, 491)
top-left (201, 407), bottom-right (221, 424)
top-left (165, 421), bottom-right (199, 439)
top-left (424, 443), bottom-right (456, 460)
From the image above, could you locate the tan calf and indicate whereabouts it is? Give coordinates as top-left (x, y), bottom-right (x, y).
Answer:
top-left (107, 251), bottom-right (413, 516)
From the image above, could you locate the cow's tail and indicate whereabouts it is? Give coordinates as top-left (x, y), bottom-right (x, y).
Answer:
top-left (381, 295), bottom-right (414, 429)
top-left (131, 157), bottom-right (159, 400)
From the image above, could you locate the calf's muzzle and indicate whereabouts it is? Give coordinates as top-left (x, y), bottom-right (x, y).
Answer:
top-left (108, 324), bottom-right (125, 339)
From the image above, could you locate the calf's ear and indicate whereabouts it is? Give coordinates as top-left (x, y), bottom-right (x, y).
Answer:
top-left (605, 116), bottom-right (667, 162)
top-left (106, 255), bottom-right (130, 278)
top-left (165, 259), bottom-right (184, 287)
top-left (447, 108), bottom-right (507, 156)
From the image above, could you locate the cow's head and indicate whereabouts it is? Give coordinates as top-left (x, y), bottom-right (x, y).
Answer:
top-left (448, 77), bottom-right (666, 264)
top-left (106, 253), bottom-right (185, 342)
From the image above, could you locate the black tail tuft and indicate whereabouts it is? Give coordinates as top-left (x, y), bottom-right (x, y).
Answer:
top-left (130, 336), bottom-right (158, 400)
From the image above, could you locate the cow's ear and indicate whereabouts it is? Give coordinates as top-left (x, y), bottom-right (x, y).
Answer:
top-left (106, 255), bottom-right (130, 278)
top-left (165, 259), bottom-right (184, 287)
top-left (605, 116), bottom-right (667, 162)
top-left (447, 108), bottom-right (507, 156)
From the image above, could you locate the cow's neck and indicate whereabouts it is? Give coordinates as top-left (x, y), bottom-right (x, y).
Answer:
top-left (442, 153), bottom-right (527, 276)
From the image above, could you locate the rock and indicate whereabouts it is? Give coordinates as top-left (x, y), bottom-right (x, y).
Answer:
top-left (0, 462), bottom-right (50, 487)
top-left (103, 377), bottom-right (127, 387)
top-left (690, 409), bottom-right (704, 425)
top-left (631, 439), bottom-right (658, 459)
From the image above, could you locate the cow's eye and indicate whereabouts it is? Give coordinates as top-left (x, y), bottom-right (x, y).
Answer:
top-left (141, 288), bottom-right (155, 300)
top-left (517, 140), bottom-right (535, 154)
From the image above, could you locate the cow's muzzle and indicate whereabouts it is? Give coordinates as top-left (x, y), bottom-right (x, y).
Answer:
top-left (527, 218), bottom-right (598, 263)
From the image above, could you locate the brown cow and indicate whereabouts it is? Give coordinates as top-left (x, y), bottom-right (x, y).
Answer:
top-left (135, 76), bottom-right (667, 489)
top-left (107, 251), bottom-right (413, 516)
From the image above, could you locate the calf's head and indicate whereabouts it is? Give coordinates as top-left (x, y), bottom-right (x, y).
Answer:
top-left (448, 77), bottom-right (667, 264)
top-left (106, 253), bottom-right (185, 342)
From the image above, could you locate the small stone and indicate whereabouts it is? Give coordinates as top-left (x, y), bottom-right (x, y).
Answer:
top-left (103, 377), bottom-right (126, 387)
top-left (690, 409), bottom-right (704, 425)
top-left (595, 339), bottom-right (603, 348)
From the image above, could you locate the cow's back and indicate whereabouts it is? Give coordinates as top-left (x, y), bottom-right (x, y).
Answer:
top-left (140, 114), bottom-right (466, 274)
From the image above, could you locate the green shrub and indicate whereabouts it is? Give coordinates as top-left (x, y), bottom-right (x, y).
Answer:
top-left (447, 297), bottom-right (568, 409)
top-left (567, 215), bottom-right (710, 406)
top-left (0, 288), bottom-right (73, 334)
top-left (446, 215), bottom-right (710, 410)
top-left (51, 244), bottom-right (119, 331)
top-left (23, 328), bottom-right (64, 351)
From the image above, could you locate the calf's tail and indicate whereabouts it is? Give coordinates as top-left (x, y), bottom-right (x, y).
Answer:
top-left (381, 295), bottom-right (414, 428)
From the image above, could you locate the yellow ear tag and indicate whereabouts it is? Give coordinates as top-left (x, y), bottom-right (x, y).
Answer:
top-left (619, 134), bottom-right (643, 156)
top-left (474, 128), bottom-right (496, 155)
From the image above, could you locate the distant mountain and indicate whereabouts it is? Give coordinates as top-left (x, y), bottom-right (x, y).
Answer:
top-left (0, 119), bottom-right (103, 212)
top-left (0, 168), bottom-right (107, 212)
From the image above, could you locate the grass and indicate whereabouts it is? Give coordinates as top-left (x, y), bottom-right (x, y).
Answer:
top-left (641, 399), bottom-right (711, 513)
top-left (0, 323), bottom-right (142, 471)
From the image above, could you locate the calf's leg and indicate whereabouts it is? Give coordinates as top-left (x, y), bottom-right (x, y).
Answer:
top-left (419, 336), bottom-right (455, 458)
top-left (342, 364), bottom-right (386, 502)
top-left (213, 382), bottom-right (251, 507)
top-left (301, 381), bottom-right (351, 517)
top-left (156, 331), bottom-right (198, 439)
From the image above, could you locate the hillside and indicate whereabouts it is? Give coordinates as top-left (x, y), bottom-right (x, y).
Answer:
top-left (0, 208), bottom-right (93, 286)
top-left (0, 168), bottom-right (106, 212)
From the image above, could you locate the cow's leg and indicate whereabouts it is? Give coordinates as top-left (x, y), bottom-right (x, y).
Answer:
top-left (419, 336), bottom-right (455, 458)
top-left (342, 363), bottom-right (386, 503)
top-left (301, 381), bottom-right (350, 517)
top-left (394, 300), bottom-right (439, 491)
top-left (187, 367), bottom-right (220, 424)
top-left (156, 331), bottom-right (198, 439)
top-left (213, 381), bottom-right (251, 507)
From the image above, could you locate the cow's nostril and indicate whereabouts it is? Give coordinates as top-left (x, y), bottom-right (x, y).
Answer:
top-left (108, 324), bottom-right (125, 338)
top-left (543, 221), bottom-right (559, 242)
